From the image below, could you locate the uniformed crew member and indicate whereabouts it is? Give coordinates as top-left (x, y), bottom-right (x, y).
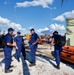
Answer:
top-left (52, 31), bottom-right (63, 69)
top-left (29, 28), bottom-right (39, 67)
top-left (14, 31), bottom-right (26, 62)
top-left (4, 28), bottom-right (15, 73)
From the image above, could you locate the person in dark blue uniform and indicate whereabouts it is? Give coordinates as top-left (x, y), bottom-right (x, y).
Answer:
top-left (52, 31), bottom-right (63, 69)
top-left (4, 28), bottom-right (15, 73)
top-left (29, 28), bottom-right (39, 67)
top-left (14, 32), bottom-right (26, 62)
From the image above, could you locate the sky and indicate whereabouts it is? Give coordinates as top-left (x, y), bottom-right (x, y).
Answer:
top-left (0, 0), bottom-right (74, 35)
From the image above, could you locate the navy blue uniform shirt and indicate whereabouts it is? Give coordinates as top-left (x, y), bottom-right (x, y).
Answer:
top-left (14, 36), bottom-right (23, 47)
top-left (5, 33), bottom-right (13, 48)
top-left (29, 33), bottom-right (39, 45)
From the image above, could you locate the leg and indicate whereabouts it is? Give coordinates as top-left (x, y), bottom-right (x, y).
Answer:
top-left (54, 47), bottom-right (63, 69)
top-left (59, 47), bottom-right (63, 55)
top-left (55, 50), bottom-right (60, 65)
top-left (30, 46), bottom-right (37, 63)
top-left (16, 48), bottom-right (21, 59)
top-left (4, 48), bottom-right (12, 70)
top-left (9, 50), bottom-right (12, 66)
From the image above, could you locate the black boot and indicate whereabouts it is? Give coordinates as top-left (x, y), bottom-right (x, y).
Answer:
top-left (29, 62), bottom-right (36, 67)
top-left (56, 64), bottom-right (60, 69)
top-left (5, 70), bottom-right (13, 73)
top-left (30, 62), bottom-right (33, 64)
top-left (9, 65), bottom-right (14, 68)
top-left (17, 58), bottom-right (20, 62)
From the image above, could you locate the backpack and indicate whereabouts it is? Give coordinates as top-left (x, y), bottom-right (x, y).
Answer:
top-left (54, 35), bottom-right (65, 46)
top-left (0, 35), bottom-right (6, 48)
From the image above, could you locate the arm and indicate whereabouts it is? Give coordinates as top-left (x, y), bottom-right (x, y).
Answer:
top-left (33, 38), bottom-right (39, 45)
top-left (14, 37), bottom-right (18, 49)
top-left (7, 43), bottom-right (15, 46)
top-left (50, 38), bottom-right (54, 50)
top-left (32, 34), bottom-right (39, 45)
top-left (6, 36), bottom-right (15, 47)
top-left (14, 42), bottom-right (18, 49)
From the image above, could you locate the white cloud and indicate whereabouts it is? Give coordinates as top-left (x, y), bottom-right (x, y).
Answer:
top-left (53, 15), bottom-right (65, 22)
top-left (53, 10), bottom-right (74, 22)
top-left (36, 24), bottom-right (66, 35)
top-left (63, 10), bottom-right (74, 17)
top-left (16, 0), bottom-right (54, 8)
top-left (50, 23), bottom-right (65, 31)
top-left (29, 27), bottom-right (34, 29)
top-left (0, 16), bottom-right (26, 33)
top-left (50, 23), bottom-right (66, 35)
top-left (37, 27), bottom-right (49, 33)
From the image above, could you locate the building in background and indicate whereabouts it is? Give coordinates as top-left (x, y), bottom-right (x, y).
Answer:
top-left (66, 18), bottom-right (74, 46)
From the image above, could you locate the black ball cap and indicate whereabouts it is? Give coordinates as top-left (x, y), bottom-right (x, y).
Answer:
top-left (30, 28), bottom-right (34, 31)
top-left (17, 31), bottom-right (21, 34)
top-left (53, 31), bottom-right (58, 34)
top-left (8, 28), bottom-right (14, 31)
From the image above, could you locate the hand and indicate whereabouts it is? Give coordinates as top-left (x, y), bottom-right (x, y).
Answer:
top-left (50, 47), bottom-right (52, 50)
top-left (13, 43), bottom-right (16, 46)
top-left (62, 46), bottom-right (64, 49)
top-left (32, 42), bottom-right (36, 45)
top-left (16, 46), bottom-right (18, 50)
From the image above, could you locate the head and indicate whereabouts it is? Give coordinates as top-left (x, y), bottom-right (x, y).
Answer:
top-left (17, 31), bottom-right (21, 36)
top-left (30, 28), bottom-right (35, 35)
top-left (53, 31), bottom-right (58, 35)
top-left (8, 28), bottom-right (14, 35)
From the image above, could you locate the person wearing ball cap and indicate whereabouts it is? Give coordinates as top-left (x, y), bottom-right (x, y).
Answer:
top-left (4, 28), bottom-right (16, 73)
top-left (14, 31), bottom-right (26, 62)
top-left (29, 28), bottom-right (39, 67)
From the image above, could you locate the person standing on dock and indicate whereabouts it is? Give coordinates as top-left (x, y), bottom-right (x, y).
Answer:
top-left (29, 28), bottom-right (39, 67)
top-left (4, 28), bottom-right (15, 73)
top-left (14, 31), bottom-right (26, 62)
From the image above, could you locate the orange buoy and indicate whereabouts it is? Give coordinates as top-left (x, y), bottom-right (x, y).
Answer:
top-left (61, 46), bottom-right (74, 64)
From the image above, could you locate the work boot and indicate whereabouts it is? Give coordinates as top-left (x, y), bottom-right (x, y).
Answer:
top-left (17, 58), bottom-right (20, 62)
top-left (9, 65), bottom-right (14, 68)
top-left (5, 70), bottom-right (13, 73)
top-left (56, 64), bottom-right (60, 69)
top-left (30, 61), bottom-right (34, 64)
top-left (29, 63), bottom-right (36, 67)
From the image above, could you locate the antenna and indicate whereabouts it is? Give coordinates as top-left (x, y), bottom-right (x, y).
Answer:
top-left (14, 7), bottom-right (16, 31)
top-left (61, 0), bottom-right (67, 7)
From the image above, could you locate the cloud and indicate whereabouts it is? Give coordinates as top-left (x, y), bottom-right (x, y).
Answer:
top-left (36, 23), bottom-right (66, 35)
top-left (16, 0), bottom-right (54, 8)
top-left (53, 15), bottom-right (65, 22)
top-left (29, 27), bottom-right (34, 29)
top-left (50, 23), bottom-right (66, 35)
top-left (50, 23), bottom-right (65, 30)
top-left (37, 27), bottom-right (49, 33)
top-left (37, 23), bottom-right (65, 33)
top-left (0, 16), bottom-right (26, 32)
top-left (53, 10), bottom-right (74, 22)
top-left (63, 10), bottom-right (74, 17)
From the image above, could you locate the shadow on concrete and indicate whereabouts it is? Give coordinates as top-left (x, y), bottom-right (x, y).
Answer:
top-left (21, 54), bottom-right (30, 75)
top-left (61, 59), bottom-right (74, 70)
